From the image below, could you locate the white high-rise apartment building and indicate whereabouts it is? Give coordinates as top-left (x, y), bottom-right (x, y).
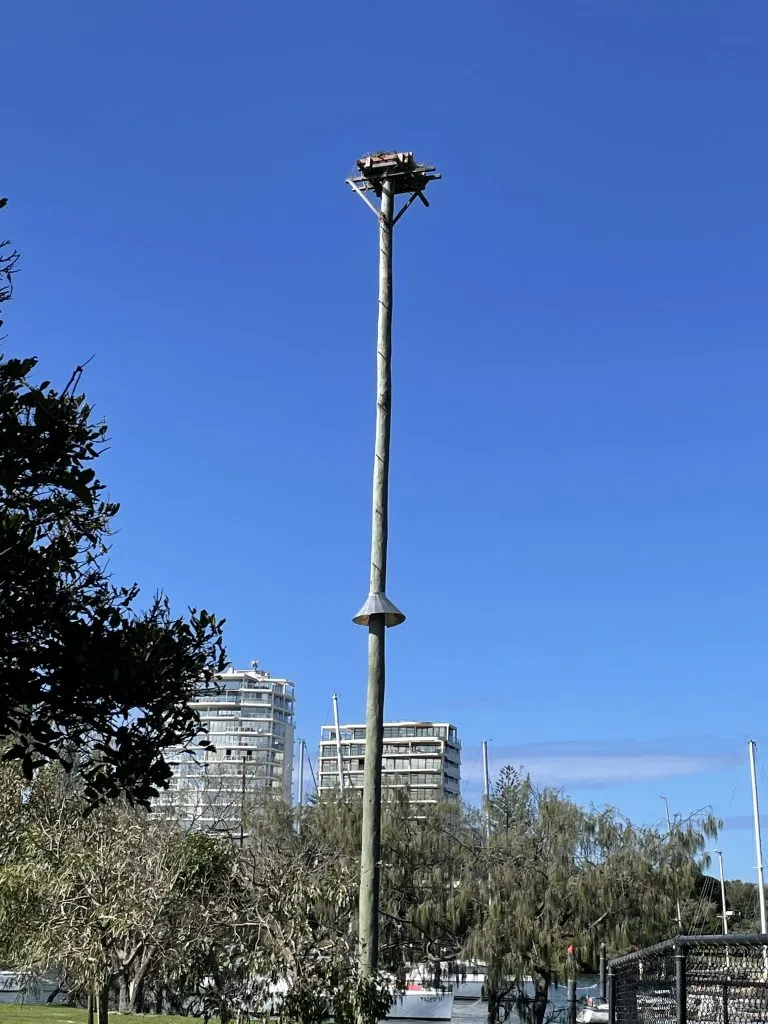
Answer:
top-left (159, 662), bottom-right (295, 833)
top-left (317, 721), bottom-right (460, 803)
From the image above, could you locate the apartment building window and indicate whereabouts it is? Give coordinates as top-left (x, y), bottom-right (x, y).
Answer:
top-left (212, 735), bottom-right (241, 748)
top-left (407, 774), bottom-right (440, 787)
top-left (409, 787), bottom-right (439, 802)
top-left (342, 744), bottom-right (364, 756)
top-left (410, 757), bottom-right (438, 770)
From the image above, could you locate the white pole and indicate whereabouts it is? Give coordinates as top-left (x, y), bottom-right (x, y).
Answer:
top-left (481, 740), bottom-right (491, 833)
top-left (717, 849), bottom-right (731, 973)
top-left (748, 740), bottom-right (768, 933)
top-left (661, 795), bottom-right (683, 931)
top-left (716, 850), bottom-right (728, 934)
top-left (332, 693), bottom-right (345, 794)
top-left (298, 738), bottom-right (305, 806)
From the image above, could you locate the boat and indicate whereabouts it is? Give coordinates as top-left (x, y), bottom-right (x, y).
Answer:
top-left (406, 961), bottom-right (487, 1000)
top-left (387, 987), bottom-right (454, 1020)
top-left (576, 1000), bottom-right (609, 1024)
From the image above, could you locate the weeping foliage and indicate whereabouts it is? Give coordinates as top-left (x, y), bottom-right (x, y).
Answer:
top-left (465, 766), bottom-right (719, 1024)
top-left (0, 763), bottom-right (719, 1024)
top-left (0, 759), bottom-right (233, 1017)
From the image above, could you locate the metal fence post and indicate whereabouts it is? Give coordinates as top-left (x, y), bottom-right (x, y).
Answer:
top-left (675, 945), bottom-right (687, 1024)
top-left (600, 942), bottom-right (607, 1002)
top-left (568, 978), bottom-right (577, 1024)
top-left (608, 966), bottom-right (616, 1024)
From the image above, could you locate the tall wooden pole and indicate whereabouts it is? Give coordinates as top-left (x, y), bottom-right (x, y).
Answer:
top-left (349, 154), bottom-right (438, 995)
top-left (482, 740), bottom-right (491, 835)
top-left (358, 177), bottom-right (395, 979)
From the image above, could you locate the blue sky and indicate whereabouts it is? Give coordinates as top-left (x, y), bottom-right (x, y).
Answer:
top-left (5, 1), bottom-right (768, 881)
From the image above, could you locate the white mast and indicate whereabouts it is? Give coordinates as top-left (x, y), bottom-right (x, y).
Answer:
top-left (297, 738), bottom-right (306, 806)
top-left (748, 739), bottom-right (768, 933)
top-left (661, 795), bottom-right (683, 931)
top-left (332, 693), bottom-right (345, 794)
top-left (716, 849), bottom-right (731, 972)
top-left (715, 850), bottom-right (728, 934)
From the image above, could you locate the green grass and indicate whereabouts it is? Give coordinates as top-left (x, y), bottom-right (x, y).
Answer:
top-left (0, 1007), bottom-right (87, 1024)
top-left (0, 1009), bottom-right (207, 1024)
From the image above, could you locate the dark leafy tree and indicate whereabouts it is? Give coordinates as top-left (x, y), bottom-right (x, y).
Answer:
top-left (695, 875), bottom-right (761, 935)
top-left (0, 231), bottom-right (226, 805)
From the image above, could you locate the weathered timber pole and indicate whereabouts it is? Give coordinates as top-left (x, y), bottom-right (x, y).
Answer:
top-left (348, 152), bottom-right (440, 986)
top-left (357, 175), bottom-right (394, 977)
top-left (482, 739), bottom-right (491, 835)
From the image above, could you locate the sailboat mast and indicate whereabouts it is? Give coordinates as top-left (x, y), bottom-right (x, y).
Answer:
top-left (661, 795), bottom-right (683, 931)
top-left (715, 850), bottom-right (728, 934)
top-left (748, 739), bottom-right (768, 933)
top-left (297, 738), bottom-right (305, 806)
top-left (332, 693), bottom-right (345, 794)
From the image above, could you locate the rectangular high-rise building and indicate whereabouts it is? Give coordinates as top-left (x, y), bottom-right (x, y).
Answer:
top-left (158, 662), bottom-right (295, 833)
top-left (317, 721), bottom-right (460, 803)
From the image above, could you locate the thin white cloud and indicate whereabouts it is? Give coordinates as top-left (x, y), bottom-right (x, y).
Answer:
top-left (462, 748), bottom-right (737, 790)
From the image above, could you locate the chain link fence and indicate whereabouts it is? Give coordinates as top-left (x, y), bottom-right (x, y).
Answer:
top-left (609, 937), bottom-right (768, 1024)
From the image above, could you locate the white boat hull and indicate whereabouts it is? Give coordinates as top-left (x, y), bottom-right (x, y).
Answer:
top-left (387, 990), bottom-right (454, 1020)
top-left (406, 963), bottom-right (486, 1001)
top-left (577, 1009), bottom-right (609, 1024)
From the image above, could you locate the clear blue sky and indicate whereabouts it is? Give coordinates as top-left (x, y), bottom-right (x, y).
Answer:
top-left (5, 1), bottom-right (768, 882)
